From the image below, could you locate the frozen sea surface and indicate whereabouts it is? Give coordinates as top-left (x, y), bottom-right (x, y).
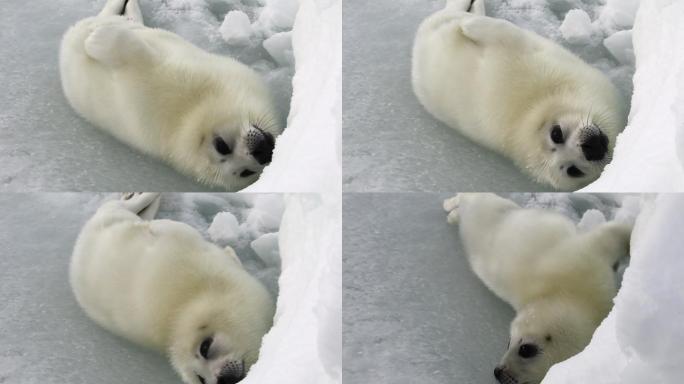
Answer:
top-left (0, 193), bottom-right (281, 384)
top-left (343, 0), bottom-right (636, 192)
top-left (0, 0), bottom-right (294, 192)
top-left (343, 193), bottom-right (636, 383)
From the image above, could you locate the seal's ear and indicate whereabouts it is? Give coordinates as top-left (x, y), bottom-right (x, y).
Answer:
top-left (224, 246), bottom-right (243, 267)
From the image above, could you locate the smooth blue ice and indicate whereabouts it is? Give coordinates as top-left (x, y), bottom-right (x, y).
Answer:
top-left (0, 0), bottom-right (293, 191)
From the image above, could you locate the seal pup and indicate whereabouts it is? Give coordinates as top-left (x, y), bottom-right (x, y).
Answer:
top-left (60, 0), bottom-right (282, 190)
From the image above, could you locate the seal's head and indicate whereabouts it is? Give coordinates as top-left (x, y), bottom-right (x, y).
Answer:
top-left (173, 85), bottom-right (283, 191)
top-left (535, 110), bottom-right (618, 190)
top-left (493, 300), bottom-right (597, 384)
top-left (168, 267), bottom-right (275, 384)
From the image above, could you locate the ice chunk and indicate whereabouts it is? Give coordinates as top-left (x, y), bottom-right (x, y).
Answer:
top-left (208, 211), bottom-right (240, 243)
top-left (577, 209), bottom-right (606, 232)
top-left (250, 233), bottom-right (280, 266)
top-left (263, 32), bottom-right (294, 67)
top-left (599, 0), bottom-right (642, 30)
top-left (257, 0), bottom-right (299, 31)
top-left (603, 30), bottom-right (634, 65)
top-left (559, 9), bottom-right (593, 44)
top-left (219, 11), bottom-right (252, 45)
top-left (241, 195), bottom-right (285, 237)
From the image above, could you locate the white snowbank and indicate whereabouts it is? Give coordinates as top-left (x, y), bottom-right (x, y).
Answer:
top-left (542, 194), bottom-right (684, 384)
top-left (582, 0), bottom-right (684, 192)
top-left (243, 194), bottom-right (341, 384)
top-left (245, 0), bottom-right (342, 194)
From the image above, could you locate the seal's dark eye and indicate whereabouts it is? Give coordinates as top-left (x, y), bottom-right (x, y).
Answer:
top-left (551, 125), bottom-right (564, 144)
top-left (199, 337), bottom-right (213, 359)
top-left (567, 165), bottom-right (585, 178)
top-left (518, 343), bottom-right (539, 359)
top-left (213, 137), bottom-right (232, 155)
top-left (197, 375), bottom-right (205, 384)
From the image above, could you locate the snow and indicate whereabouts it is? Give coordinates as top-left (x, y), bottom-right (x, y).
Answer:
top-left (243, 194), bottom-right (341, 384)
top-left (343, 0), bottom-right (635, 192)
top-left (582, 0), bottom-right (684, 192)
top-left (343, 193), bottom-right (635, 383)
top-left (220, 11), bottom-right (252, 45)
top-left (245, 0), bottom-right (342, 194)
top-left (0, 0), bottom-right (300, 192)
top-left (542, 194), bottom-right (684, 384)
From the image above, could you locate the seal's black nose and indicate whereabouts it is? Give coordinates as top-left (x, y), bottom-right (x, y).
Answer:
top-left (217, 360), bottom-right (245, 384)
top-left (247, 128), bottom-right (275, 165)
top-left (581, 132), bottom-right (608, 161)
top-left (494, 366), bottom-right (504, 380)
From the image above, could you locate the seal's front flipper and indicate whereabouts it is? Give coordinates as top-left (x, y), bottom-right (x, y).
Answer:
top-left (123, 0), bottom-right (144, 24)
top-left (120, 192), bottom-right (161, 219)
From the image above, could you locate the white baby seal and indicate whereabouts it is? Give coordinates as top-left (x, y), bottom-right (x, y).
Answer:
top-left (70, 193), bottom-right (275, 384)
top-left (413, 0), bottom-right (627, 190)
top-left (444, 193), bottom-right (632, 384)
top-left (60, 0), bottom-right (282, 190)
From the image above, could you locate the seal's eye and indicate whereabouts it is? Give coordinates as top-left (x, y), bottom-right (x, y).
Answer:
top-left (567, 165), bottom-right (585, 178)
top-left (199, 337), bottom-right (213, 359)
top-left (518, 343), bottom-right (539, 358)
top-left (213, 137), bottom-right (232, 155)
top-left (197, 375), bottom-right (205, 384)
top-left (551, 125), bottom-right (564, 144)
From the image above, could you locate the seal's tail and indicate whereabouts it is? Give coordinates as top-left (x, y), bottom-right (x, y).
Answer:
top-left (98, 0), bottom-right (144, 24)
top-left (446, 0), bottom-right (486, 15)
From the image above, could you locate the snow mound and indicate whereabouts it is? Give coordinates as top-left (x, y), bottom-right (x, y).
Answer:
top-left (542, 194), bottom-right (684, 384)
top-left (582, 0), bottom-right (684, 191)
top-left (243, 194), bottom-right (341, 383)
top-left (263, 32), bottom-right (294, 67)
top-left (245, 0), bottom-right (341, 193)
top-left (603, 30), bottom-right (634, 65)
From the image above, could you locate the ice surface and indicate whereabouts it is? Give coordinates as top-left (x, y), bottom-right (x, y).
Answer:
top-left (582, 0), bottom-right (684, 191)
top-left (560, 9), bottom-right (593, 44)
top-left (245, 0), bottom-right (342, 194)
top-left (220, 11), bottom-right (252, 45)
top-left (343, 193), bottom-right (637, 383)
top-left (0, 193), bottom-right (282, 383)
top-left (0, 0), bottom-right (295, 191)
top-left (542, 194), bottom-right (684, 384)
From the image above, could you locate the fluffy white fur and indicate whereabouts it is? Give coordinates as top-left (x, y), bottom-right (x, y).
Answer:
top-left (60, 0), bottom-right (282, 191)
top-left (444, 193), bottom-right (631, 384)
top-left (413, 0), bottom-right (626, 190)
top-left (70, 193), bottom-right (275, 384)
